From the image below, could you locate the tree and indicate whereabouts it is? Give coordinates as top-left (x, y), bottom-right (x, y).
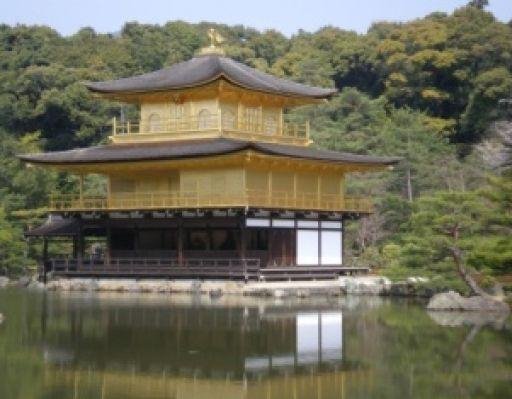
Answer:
top-left (0, 207), bottom-right (25, 275)
top-left (396, 186), bottom-right (511, 295)
top-left (468, 0), bottom-right (489, 9)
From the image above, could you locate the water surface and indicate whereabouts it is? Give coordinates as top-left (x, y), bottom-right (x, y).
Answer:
top-left (0, 288), bottom-right (510, 398)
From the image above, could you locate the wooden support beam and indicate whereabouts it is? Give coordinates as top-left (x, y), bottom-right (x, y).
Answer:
top-left (177, 214), bottom-right (184, 267)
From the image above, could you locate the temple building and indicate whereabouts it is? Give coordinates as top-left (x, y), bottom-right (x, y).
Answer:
top-left (20, 32), bottom-right (399, 281)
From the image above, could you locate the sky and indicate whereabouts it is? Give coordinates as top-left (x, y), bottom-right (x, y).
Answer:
top-left (2, 0), bottom-right (511, 36)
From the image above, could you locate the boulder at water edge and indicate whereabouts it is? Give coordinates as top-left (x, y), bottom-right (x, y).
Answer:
top-left (427, 291), bottom-right (509, 313)
top-left (0, 276), bottom-right (9, 288)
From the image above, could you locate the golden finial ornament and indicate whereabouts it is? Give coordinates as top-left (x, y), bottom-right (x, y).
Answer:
top-left (198, 28), bottom-right (226, 56)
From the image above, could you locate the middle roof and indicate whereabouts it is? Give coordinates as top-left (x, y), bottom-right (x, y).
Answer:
top-left (86, 54), bottom-right (337, 100)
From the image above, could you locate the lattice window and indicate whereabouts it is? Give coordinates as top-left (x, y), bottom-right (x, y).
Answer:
top-left (198, 109), bottom-right (212, 129)
top-left (264, 116), bottom-right (278, 135)
top-left (222, 109), bottom-right (236, 130)
top-left (244, 107), bottom-right (260, 131)
top-left (148, 113), bottom-right (162, 133)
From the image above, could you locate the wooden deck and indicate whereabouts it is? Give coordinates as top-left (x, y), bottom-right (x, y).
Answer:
top-left (46, 258), bottom-right (369, 281)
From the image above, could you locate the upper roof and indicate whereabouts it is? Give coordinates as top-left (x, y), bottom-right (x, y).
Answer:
top-left (86, 54), bottom-right (337, 99)
top-left (18, 138), bottom-right (400, 166)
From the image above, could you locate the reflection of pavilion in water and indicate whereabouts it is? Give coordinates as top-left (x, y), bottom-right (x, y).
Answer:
top-left (38, 295), bottom-right (364, 398)
top-left (245, 312), bottom-right (343, 376)
top-left (41, 297), bottom-right (344, 377)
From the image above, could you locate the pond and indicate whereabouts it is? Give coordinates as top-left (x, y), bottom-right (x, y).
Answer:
top-left (0, 288), bottom-right (510, 399)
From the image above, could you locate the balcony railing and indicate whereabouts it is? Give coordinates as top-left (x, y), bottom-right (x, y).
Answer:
top-left (49, 257), bottom-right (261, 280)
top-left (49, 190), bottom-right (373, 213)
top-left (110, 115), bottom-right (310, 145)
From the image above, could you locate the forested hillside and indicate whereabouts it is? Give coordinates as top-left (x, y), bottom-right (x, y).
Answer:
top-left (0, 1), bottom-right (510, 286)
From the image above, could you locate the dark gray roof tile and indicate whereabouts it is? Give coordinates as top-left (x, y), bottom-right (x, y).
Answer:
top-left (18, 138), bottom-right (400, 166)
top-left (86, 55), bottom-right (336, 99)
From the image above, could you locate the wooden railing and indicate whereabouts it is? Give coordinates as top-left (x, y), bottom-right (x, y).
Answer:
top-left (49, 190), bottom-right (374, 213)
top-left (49, 258), bottom-right (261, 279)
top-left (110, 115), bottom-right (310, 145)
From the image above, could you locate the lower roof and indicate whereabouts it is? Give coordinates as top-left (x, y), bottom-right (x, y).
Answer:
top-left (18, 138), bottom-right (400, 167)
top-left (25, 217), bottom-right (79, 237)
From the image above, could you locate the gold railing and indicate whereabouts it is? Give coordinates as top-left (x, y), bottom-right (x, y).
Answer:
top-left (49, 190), bottom-right (373, 213)
top-left (110, 115), bottom-right (310, 145)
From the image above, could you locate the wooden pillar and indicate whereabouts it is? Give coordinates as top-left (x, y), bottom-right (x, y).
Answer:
top-left (268, 228), bottom-right (273, 267)
top-left (177, 214), bottom-right (184, 267)
top-left (79, 174), bottom-right (84, 207)
top-left (240, 216), bottom-right (247, 260)
top-left (341, 216), bottom-right (345, 266)
top-left (76, 221), bottom-right (84, 268)
top-left (106, 222), bottom-right (111, 265)
top-left (133, 224), bottom-right (139, 255)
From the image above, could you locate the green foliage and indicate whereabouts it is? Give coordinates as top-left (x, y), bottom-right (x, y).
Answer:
top-left (0, 207), bottom-right (25, 275)
top-left (387, 179), bottom-right (512, 285)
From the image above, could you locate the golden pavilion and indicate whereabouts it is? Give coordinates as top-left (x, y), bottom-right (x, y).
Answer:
top-left (20, 34), bottom-right (398, 281)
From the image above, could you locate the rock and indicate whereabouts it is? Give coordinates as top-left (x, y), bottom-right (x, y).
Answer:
top-left (295, 289), bottom-right (311, 298)
top-left (326, 288), bottom-right (342, 297)
top-left (245, 289), bottom-right (273, 297)
top-left (406, 276), bottom-right (429, 284)
top-left (0, 313), bottom-right (4, 325)
top-left (191, 281), bottom-right (202, 292)
top-left (388, 282), bottom-right (413, 297)
top-left (341, 276), bottom-right (391, 295)
top-left (273, 289), bottom-right (288, 298)
top-left (27, 280), bottom-right (45, 291)
top-left (427, 310), bottom-right (509, 328)
top-left (427, 291), bottom-right (510, 313)
top-left (17, 276), bottom-right (31, 287)
top-left (209, 288), bottom-right (223, 298)
top-left (0, 276), bottom-right (9, 288)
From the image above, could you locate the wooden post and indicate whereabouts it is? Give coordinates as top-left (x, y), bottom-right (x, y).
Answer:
top-left (218, 105), bottom-right (222, 134)
top-left (341, 216), bottom-right (345, 266)
top-left (177, 214), bottom-right (183, 267)
top-left (240, 216), bottom-right (247, 259)
top-left (106, 222), bottom-right (111, 266)
top-left (79, 174), bottom-right (84, 208)
top-left (77, 221), bottom-right (84, 269)
top-left (239, 215), bottom-right (247, 279)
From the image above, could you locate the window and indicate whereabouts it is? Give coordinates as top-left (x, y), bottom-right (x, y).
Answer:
top-left (222, 110), bottom-right (236, 130)
top-left (321, 230), bottom-right (342, 265)
top-left (148, 113), bottom-right (162, 133)
top-left (172, 104), bottom-right (184, 119)
top-left (246, 218), bottom-right (270, 227)
top-left (297, 230), bottom-right (319, 265)
top-left (264, 116), bottom-right (278, 135)
top-left (198, 109), bottom-right (212, 129)
top-left (244, 107), bottom-right (260, 131)
top-left (171, 104), bottom-right (184, 130)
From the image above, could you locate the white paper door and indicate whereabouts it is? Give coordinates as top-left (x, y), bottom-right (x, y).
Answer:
top-left (320, 230), bottom-right (342, 265)
top-left (296, 229), bottom-right (319, 265)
